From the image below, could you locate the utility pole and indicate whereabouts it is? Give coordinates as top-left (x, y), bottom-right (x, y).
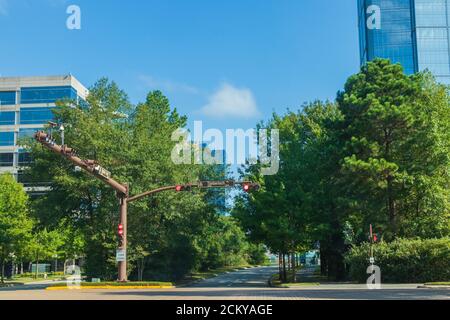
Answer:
top-left (34, 130), bottom-right (260, 282)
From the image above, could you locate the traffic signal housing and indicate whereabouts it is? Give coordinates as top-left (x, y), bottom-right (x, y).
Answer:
top-left (241, 182), bottom-right (260, 193)
top-left (118, 224), bottom-right (124, 247)
top-left (175, 185), bottom-right (192, 192)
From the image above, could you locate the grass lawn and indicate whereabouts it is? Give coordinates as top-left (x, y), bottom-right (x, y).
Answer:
top-left (281, 282), bottom-right (320, 287)
top-left (424, 282), bottom-right (450, 286)
top-left (46, 265), bottom-right (263, 288)
top-left (270, 266), bottom-right (325, 288)
top-left (47, 281), bottom-right (173, 288)
top-left (1, 274), bottom-right (67, 286)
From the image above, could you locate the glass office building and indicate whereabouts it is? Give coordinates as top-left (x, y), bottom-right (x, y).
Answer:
top-left (0, 75), bottom-right (88, 193)
top-left (358, 0), bottom-right (450, 84)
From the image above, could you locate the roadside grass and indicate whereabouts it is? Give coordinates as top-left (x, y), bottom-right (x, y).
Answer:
top-left (47, 281), bottom-right (173, 289)
top-left (48, 264), bottom-right (263, 288)
top-left (0, 282), bottom-right (23, 287)
top-left (1, 274), bottom-right (67, 285)
top-left (280, 282), bottom-right (320, 287)
top-left (424, 282), bottom-right (450, 286)
top-left (269, 265), bottom-right (325, 288)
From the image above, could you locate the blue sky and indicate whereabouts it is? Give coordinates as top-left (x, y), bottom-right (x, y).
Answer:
top-left (0, 0), bottom-right (360, 132)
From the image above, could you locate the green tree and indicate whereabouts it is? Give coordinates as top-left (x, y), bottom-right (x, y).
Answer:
top-left (337, 59), bottom-right (450, 240)
top-left (26, 79), bottom-right (254, 281)
top-left (235, 59), bottom-right (450, 281)
top-left (27, 228), bottom-right (62, 278)
top-left (0, 173), bottom-right (33, 282)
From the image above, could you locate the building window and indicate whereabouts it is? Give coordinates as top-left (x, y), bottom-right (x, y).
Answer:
top-left (17, 170), bottom-right (33, 186)
top-left (0, 91), bottom-right (16, 105)
top-left (0, 132), bottom-right (15, 146)
top-left (18, 128), bottom-right (40, 142)
top-left (20, 107), bottom-right (55, 125)
top-left (415, 0), bottom-right (447, 27)
top-left (18, 151), bottom-right (32, 166)
top-left (20, 86), bottom-right (77, 104)
top-left (0, 153), bottom-right (14, 167)
top-left (0, 111), bottom-right (15, 125)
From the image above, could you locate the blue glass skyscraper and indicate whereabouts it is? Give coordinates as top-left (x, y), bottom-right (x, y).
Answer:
top-left (358, 0), bottom-right (450, 84)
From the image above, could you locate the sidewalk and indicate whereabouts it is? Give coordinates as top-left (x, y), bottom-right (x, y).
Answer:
top-left (278, 266), bottom-right (425, 290)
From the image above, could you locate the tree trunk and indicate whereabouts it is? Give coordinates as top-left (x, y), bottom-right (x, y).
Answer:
top-left (282, 254), bottom-right (287, 283)
top-left (320, 245), bottom-right (327, 276)
top-left (35, 253), bottom-right (39, 280)
top-left (0, 259), bottom-right (4, 283)
top-left (137, 258), bottom-right (145, 281)
top-left (278, 253), bottom-right (282, 280)
top-left (291, 253), bottom-right (297, 283)
top-left (287, 254), bottom-right (290, 271)
top-left (384, 130), bottom-right (397, 237)
top-left (387, 175), bottom-right (397, 236)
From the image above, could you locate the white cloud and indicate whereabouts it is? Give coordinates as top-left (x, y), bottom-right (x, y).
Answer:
top-left (139, 75), bottom-right (199, 95)
top-left (0, 0), bottom-right (8, 15)
top-left (201, 83), bottom-right (260, 118)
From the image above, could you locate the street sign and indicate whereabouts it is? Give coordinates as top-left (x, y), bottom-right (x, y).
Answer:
top-left (116, 249), bottom-right (126, 262)
top-left (369, 257), bottom-right (375, 264)
top-left (94, 165), bottom-right (112, 179)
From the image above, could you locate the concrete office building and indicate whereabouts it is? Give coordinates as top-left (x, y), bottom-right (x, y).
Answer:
top-left (0, 75), bottom-right (88, 193)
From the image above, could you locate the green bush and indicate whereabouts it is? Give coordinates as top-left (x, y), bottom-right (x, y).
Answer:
top-left (15, 271), bottom-right (64, 278)
top-left (246, 243), bottom-right (269, 265)
top-left (345, 238), bottom-right (450, 283)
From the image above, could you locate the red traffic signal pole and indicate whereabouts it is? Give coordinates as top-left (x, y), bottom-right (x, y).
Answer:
top-left (35, 131), bottom-right (259, 282)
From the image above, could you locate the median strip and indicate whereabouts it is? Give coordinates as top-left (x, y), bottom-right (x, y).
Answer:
top-left (46, 285), bottom-right (174, 290)
top-left (46, 281), bottom-right (174, 290)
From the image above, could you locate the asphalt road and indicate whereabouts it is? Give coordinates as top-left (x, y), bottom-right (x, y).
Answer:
top-left (188, 265), bottom-right (277, 288)
top-left (0, 266), bottom-right (448, 300)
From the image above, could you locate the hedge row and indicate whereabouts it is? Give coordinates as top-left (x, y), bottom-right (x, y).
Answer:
top-left (345, 238), bottom-right (450, 283)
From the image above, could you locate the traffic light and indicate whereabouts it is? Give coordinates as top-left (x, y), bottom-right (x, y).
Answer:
top-left (118, 224), bottom-right (124, 247)
top-left (61, 145), bottom-right (76, 156)
top-left (35, 131), bottom-right (48, 142)
top-left (175, 185), bottom-right (192, 192)
top-left (84, 160), bottom-right (98, 167)
top-left (373, 233), bottom-right (380, 243)
top-left (242, 183), bottom-right (260, 192)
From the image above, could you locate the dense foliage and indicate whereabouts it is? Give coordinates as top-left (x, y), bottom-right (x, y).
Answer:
top-left (345, 238), bottom-right (450, 283)
top-left (234, 59), bottom-right (450, 281)
top-left (21, 79), bottom-right (265, 281)
top-left (0, 174), bottom-right (33, 282)
top-left (4, 59), bottom-right (448, 283)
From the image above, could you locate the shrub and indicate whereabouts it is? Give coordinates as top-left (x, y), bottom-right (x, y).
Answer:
top-left (345, 238), bottom-right (450, 283)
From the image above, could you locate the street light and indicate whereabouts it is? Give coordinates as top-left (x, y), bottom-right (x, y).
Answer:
top-left (60, 124), bottom-right (65, 146)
